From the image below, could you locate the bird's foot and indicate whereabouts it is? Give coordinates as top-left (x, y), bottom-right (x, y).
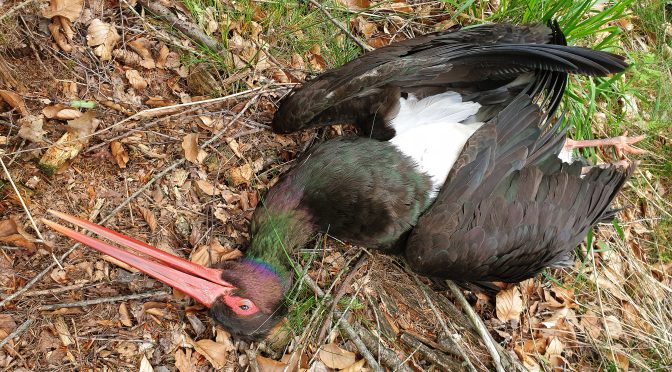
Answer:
top-left (563, 134), bottom-right (647, 158)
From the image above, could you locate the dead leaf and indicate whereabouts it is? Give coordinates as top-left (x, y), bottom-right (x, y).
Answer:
top-left (188, 337), bottom-right (232, 369)
top-left (67, 110), bottom-right (99, 137)
top-left (156, 44), bottom-right (170, 68)
top-left (126, 69), bottom-right (148, 90)
top-left (87, 19), bottom-right (120, 61)
top-left (43, 0), bottom-right (83, 21)
top-left (136, 206), bottom-right (158, 232)
top-left (0, 219), bottom-right (18, 237)
top-left (50, 268), bottom-right (68, 284)
top-left (54, 317), bottom-right (74, 346)
top-left (174, 349), bottom-right (197, 372)
top-left (604, 315), bottom-right (624, 340)
top-left (128, 38), bottom-right (156, 69)
top-left (0, 90), bottom-right (28, 116)
top-left (139, 355), bottom-right (154, 372)
top-left (228, 163), bottom-right (253, 186)
top-left (111, 141), bottom-right (129, 168)
top-left (119, 303), bottom-right (133, 327)
top-left (337, 0), bottom-right (370, 10)
top-left (43, 105), bottom-right (82, 120)
top-left (318, 343), bottom-right (356, 369)
top-left (342, 358), bottom-right (366, 372)
top-left (496, 287), bottom-right (523, 322)
top-left (257, 355), bottom-right (287, 372)
top-left (48, 17), bottom-right (73, 52)
top-left (579, 311), bottom-right (603, 339)
top-left (195, 179), bottom-right (217, 196)
top-left (182, 133), bottom-right (207, 163)
top-left (17, 115), bottom-right (46, 143)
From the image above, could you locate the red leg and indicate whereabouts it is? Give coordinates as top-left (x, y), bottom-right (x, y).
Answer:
top-left (563, 134), bottom-right (647, 158)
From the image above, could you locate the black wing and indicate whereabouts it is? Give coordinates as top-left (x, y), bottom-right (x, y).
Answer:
top-left (404, 96), bottom-right (635, 282)
top-left (272, 22), bottom-right (627, 139)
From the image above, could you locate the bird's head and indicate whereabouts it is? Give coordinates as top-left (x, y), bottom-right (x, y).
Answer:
top-left (43, 210), bottom-right (287, 340)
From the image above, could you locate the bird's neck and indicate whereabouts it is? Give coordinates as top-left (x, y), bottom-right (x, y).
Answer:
top-left (247, 207), bottom-right (315, 290)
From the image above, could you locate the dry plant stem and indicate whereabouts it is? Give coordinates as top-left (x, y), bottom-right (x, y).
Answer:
top-left (411, 275), bottom-right (477, 372)
top-left (446, 280), bottom-right (507, 372)
top-left (0, 0), bottom-right (38, 22)
top-left (0, 318), bottom-right (34, 350)
top-left (38, 290), bottom-right (170, 311)
top-left (333, 310), bottom-right (384, 372)
top-left (356, 326), bottom-right (414, 372)
top-left (399, 333), bottom-right (462, 371)
top-left (138, 0), bottom-right (221, 51)
top-left (2, 153), bottom-right (65, 269)
top-left (307, 0), bottom-right (374, 52)
top-left (18, 283), bottom-right (87, 298)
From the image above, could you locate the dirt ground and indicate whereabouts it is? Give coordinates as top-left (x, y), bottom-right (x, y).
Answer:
top-left (0, 0), bottom-right (670, 371)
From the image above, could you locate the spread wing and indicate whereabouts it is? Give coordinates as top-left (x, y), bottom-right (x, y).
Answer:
top-left (272, 22), bottom-right (627, 138)
top-left (404, 95), bottom-right (635, 282)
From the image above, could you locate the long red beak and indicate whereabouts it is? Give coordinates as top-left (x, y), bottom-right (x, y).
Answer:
top-left (43, 210), bottom-right (235, 307)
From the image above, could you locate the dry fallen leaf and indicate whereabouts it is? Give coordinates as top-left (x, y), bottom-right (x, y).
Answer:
top-left (182, 133), bottom-right (207, 163)
top-left (514, 345), bottom-right (541, 372)
top-left (136, 206), bottom-right (158, 232)
top-left (139, 355), bottom-right (154, 372)
top-left (228, 163), bottom-right (253, 186)
top-left (119, 303), bottom-right (133, 327)
top-left (337, 0), bottom-right (370, 10)
top-left (18, 115), bottom-right (47, 143)
top-left (190, 337), bottom-right (233, 369)
top-left (174, 349), bottom-right (197, 372)
top-left (579, 311), bottom-right (603, 339)
top-left (54, 317), bottom-right (74, 346)
top-left (0, 219), bottom-right (19, 237)
top-left (342, 358), bottom-right (366, 372)
top-left (43, 0), bottom-right (83, 21)
top-left (257, 355), bottom-right (287, 372)
top-left (604, 315), bottom-right (624, 340)
top-left (126, 69), bottom-right (148, 90)
top-left (110, 141), bottom-right (129, 168)
top-left (128, 38), bottom-right (156, 69)
top-left (318, 343), bottom-right (357, 369)
top-left (496, 287), bottom-right (523, 322)
top-left (87, 19), bottom-right (120, 61)
top-left (195, 179), bottom-right (217, 196)
top-left (43, 105), bottom-right (82, 120)
top-left (0, 90), bottom-right (29, 116)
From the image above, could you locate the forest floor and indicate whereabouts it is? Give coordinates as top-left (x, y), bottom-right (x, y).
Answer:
top-left (0, 0), bottom-right (670, 371)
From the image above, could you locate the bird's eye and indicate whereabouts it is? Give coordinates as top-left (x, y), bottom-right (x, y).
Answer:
top-left (239, 304), bottom-right (249, 311)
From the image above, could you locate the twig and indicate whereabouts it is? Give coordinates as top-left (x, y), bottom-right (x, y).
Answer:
top-left (0, 318), bottom-right (34, 349)
top-left (446, 280), bottom-right (511, 372)
top-left (3, 283), bottom-right (87, 298)
top-left (307, 0), bottom-right (374, 52)
top-left (356, 325), bottom-right (414, 372)
top-left (333, 310), bottom-right (384, 372)
top-left (37, 290), bottom-right (170, 311)
top-left (399, 333), bottom-right (462, 371)
top-left (0, 0), bottom-right (38, 23)
top-left (412, 275), bottom-right (477, 372)
top-left (138, 0), bottom-right (222, 51)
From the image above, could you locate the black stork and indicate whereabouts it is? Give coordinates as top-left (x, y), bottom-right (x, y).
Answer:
top-left (44, 22), bottom-right (636, 339)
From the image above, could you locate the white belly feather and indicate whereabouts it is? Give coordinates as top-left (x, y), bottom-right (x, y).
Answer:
top-left (389, 92), bottom-right (483, 196)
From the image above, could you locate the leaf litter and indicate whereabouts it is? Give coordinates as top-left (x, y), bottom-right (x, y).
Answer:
top-left (0, 0), bottom-right (667, 371)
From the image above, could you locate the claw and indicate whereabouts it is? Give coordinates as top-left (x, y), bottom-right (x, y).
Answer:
top-left (563, 133), bottom-right (648, 158)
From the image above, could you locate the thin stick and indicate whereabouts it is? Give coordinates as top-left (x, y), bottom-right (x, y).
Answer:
top-left (38, 290), bottom-right (170, 311)
top-left (0, 318), bottom-right (34, 349)
top-left (0, 0), bottom-right (38, 23)
top-left (138, 0), bottom-right (221, 51)
top-left (412, 275), bottom-right (477, 372)
top-left (400, 333), bottom-right (462, 371)
top-left (307, 0), bottom-right (374, 52)
top-left (334, 310), bottom-right (383, 372)
top-left (0, 156), bottom-right (63, 269)
top-left (446, 280), bottom-right (507, 372)
top-left (2, 283), bottom-right (87, 299)
top-left (357, 326), bottom-right (414, 372)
